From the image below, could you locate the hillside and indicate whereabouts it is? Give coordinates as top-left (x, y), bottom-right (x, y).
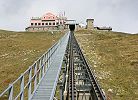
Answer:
top-left (0, 30), bottom-right (63, 93)
top-left (75, 30), bottom-right (138, 100)
top-left (0, 29), bottom-right (13, 33)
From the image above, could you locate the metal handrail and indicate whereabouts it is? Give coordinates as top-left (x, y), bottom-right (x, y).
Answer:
top-left (0, 32), bottom-right (68, 100)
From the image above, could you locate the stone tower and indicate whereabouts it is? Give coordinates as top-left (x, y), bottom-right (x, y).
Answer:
top-left (86, 19), bottom-right (94, 29)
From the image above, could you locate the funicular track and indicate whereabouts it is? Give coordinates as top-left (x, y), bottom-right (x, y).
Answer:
top-left (65, 32), bottom-right (106, 100)
top-left (0, 31), bottom-right (106, 100)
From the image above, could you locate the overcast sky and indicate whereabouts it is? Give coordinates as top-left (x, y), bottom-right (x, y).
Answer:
top-left (0, 0), bottom-right (138, 33)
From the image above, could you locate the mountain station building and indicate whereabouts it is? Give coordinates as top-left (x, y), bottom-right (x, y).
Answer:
top-left (25, 12), bottom-right (67, 32)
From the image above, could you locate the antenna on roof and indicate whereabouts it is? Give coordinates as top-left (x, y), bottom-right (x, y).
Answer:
top-left (64, 11), bottom-right (65, 17)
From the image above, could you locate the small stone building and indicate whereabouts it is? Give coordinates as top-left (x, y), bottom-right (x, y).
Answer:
top-left (86, 19), bottom-right (94, 29)
top-left (94, 26), bottom-right (112, 31)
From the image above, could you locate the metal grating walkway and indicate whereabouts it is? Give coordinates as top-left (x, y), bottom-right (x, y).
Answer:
top-left (31, 33), bottom-right (69, 100)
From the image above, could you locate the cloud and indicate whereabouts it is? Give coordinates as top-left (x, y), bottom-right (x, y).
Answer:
top-left (0, 0), bottom-right (32, 16)
top-left (0, 0), bottom-right (138, 33)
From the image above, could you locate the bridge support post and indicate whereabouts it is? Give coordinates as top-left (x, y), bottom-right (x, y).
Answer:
top-left (59, 85), bottom-right (64, 100)
top-left (8, 84), bottom-right (13, 100)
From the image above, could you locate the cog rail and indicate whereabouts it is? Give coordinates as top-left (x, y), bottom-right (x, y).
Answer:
top-left (65, 32), bottom-right (106, 100)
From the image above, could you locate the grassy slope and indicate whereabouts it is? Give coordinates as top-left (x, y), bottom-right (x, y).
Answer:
top-left (0, 30), bottom-right (63, 92)
top-left (75, 30), bottom-right (138, 100)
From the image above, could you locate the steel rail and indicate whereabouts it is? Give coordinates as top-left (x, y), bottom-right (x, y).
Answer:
top-left (69, 32), bottom-right (76, 100)
top-left (72, 32), bottom-right (106, 100)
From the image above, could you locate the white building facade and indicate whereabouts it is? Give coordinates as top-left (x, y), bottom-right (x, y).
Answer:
top-left (26, 12), bottom-right (67, 32)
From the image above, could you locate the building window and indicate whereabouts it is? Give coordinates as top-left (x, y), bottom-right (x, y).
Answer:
top-left (31, 23), bottom-right (33, 25)
top-left (35, 23), bottom-right (37, 26)
top-left (53, 23), bottom-right (55, 25)
top-left (56, 22), bottom-right (59, 25)
top-left (38, 23), bottom-right (41, 25)
top-left (46, 23), bottom-right (48, 25)
top-left (49, 23), bottom-right (51, 25)
top-left (60, 22), bottom-right (62, 24)
top-left (42, 23), bottom-right (44, 25)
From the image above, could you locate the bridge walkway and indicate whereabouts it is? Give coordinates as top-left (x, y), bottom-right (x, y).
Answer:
top-left (31, 33), bottom-right (69, 100)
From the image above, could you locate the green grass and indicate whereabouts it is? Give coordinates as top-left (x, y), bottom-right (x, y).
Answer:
top-left (75, 30), bottom-right (138, 100)
top-left (0, 30), bottom-right (64, 93)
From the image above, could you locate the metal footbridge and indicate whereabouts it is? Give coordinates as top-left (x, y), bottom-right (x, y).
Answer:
top-left (0, 31), bottom-right (106, 100)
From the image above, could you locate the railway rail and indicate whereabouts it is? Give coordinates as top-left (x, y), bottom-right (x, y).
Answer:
top-left (64, 32), bottom-right (106, 100)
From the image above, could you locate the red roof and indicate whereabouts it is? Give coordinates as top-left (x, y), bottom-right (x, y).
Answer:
top-left (41, 12), bottom-right (58, 20)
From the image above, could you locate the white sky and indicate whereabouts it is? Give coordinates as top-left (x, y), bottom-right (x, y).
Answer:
top-left (0, 0), bottom-right (138, 33)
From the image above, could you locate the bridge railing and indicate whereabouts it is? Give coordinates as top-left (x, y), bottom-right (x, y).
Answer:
top-left (0, 33), bottom-right (68, 100)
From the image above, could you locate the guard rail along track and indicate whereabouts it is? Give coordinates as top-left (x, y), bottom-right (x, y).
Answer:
top-left (0, 31), bottom-right (106, 100)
